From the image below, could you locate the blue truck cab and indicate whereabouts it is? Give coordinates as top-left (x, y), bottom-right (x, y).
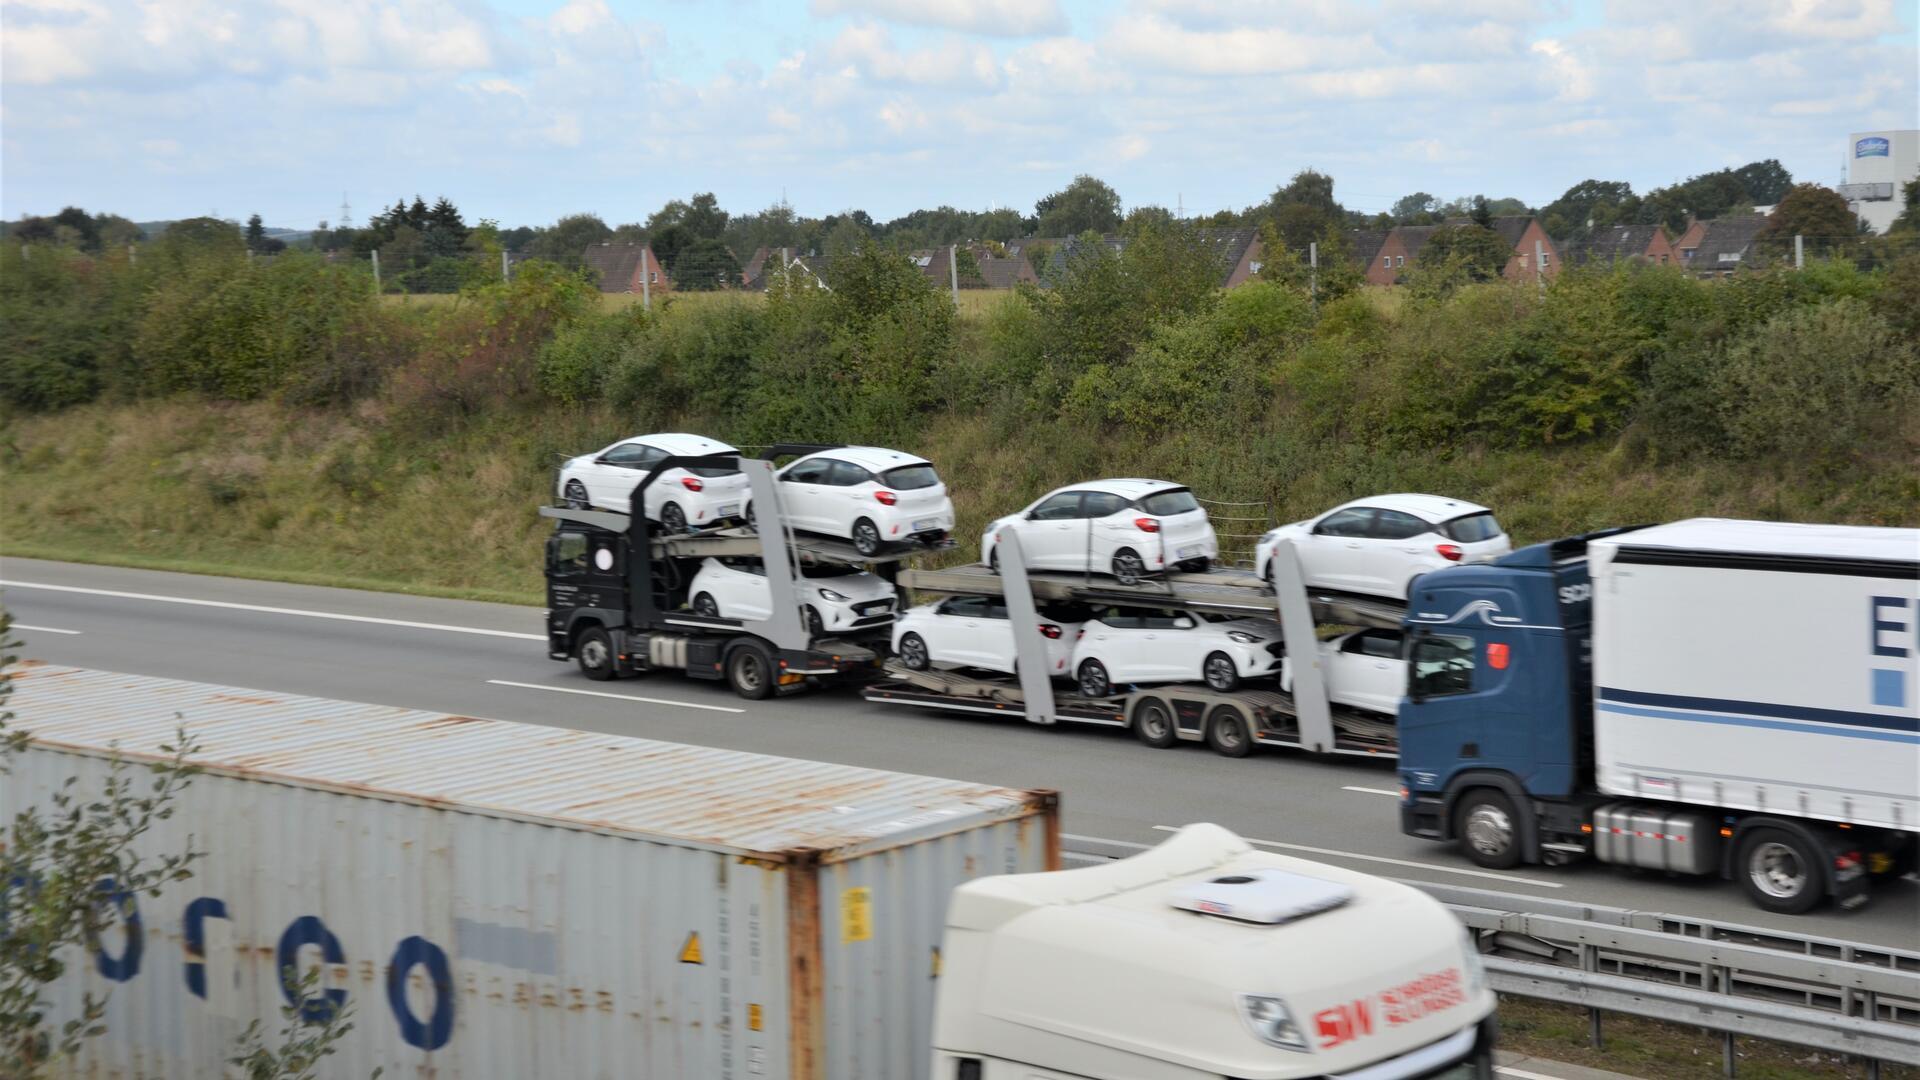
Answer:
top-left (1396, 531), bottom-right (1633, 863)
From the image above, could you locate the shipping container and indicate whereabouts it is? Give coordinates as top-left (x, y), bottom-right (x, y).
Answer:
top-left (3, 665), bottom-right (1058, 1080)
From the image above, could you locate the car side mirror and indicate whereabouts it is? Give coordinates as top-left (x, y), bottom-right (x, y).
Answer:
top-left (1174, 616), bottom-right (1195, 629)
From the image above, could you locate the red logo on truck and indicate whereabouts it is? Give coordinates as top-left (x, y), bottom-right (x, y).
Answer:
top-left (1315, 968), bottom-right (1466, 1050)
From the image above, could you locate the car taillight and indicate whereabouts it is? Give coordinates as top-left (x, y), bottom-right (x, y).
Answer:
top-left (681, 477), bottom-right (704, 492)
top-left (1835, 851), bottom-right (1863, 872)
top-left (874, 491), bottom-right (897, 506)
top-left (1039, 623), bottom-right (1062, 639)
top-left (1134, 517), bottom-right (1160, 533)
top-left (1436, 543), bottom-right (1463, 561)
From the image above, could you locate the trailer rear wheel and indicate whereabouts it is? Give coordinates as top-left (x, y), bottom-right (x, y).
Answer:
top-left (726, 644), bottom-right (775, 701)
top-left (1737, 828), bottom-right (1825, 915)
top-left (1455, 789), bottom-right (1522, 870)
top-left (575, 626), bottom-right (616, 682)
top-left (1132, 697), bottom-right (1175, 748)
top-left (1205, 705), bottom-right (1253, 758)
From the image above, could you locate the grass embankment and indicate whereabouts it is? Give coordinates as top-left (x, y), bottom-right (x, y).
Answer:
top-left (5, 396), bottom-right (1916, 605)
top-left (1499, 997), bottom-right (1918, 1080)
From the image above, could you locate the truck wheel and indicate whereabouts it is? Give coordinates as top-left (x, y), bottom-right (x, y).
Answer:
top-left (1455, 789), bottom-right (1523, 870)
top-left (852, 519), bottom-right (884, 557)
top-left (575, 626), bottom-right (616, 682)
top-left (1202, 652), bottom-right (1240, 692)
top-left (1133, 697), bottom-right (1176, 748)
top-left (1737, 828), bottom-right (1825, 915)
top-left (898, 633), bottom-right (931, 671)
top-left (1205, 705), bottom-right (1254, 757)
top-left (1078, 658), bottom-right (1112, 699)
top-left (661, 502), bottom-right (687, 534)
top-left (726, 644), bottom-right (775, 701)
top-left (1111, 550), bottom-right (1145, 586)
top-left (693, 593), bottom-right (720, 617)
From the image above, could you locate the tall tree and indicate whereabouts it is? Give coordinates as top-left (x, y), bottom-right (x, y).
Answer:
top-left (1539, 179), bottom-right (1638, 243)
top-left (1761, 184), bottom-right (1861, 254)
top-left (1035, 175), bottom-right (1122, 237)
top-left (1261, 170), bottom-right (1347, 250)
top-left (245, 214), bottom-right (266, 252)
top-left (1734, 159), bottom-right (1794, 205)
top-left (1390, 192), bottom-right (1437, 224)
top-left (1419, 224), bottom-right (1510, 283)
top-left (528, 213), bottom-right (613, 266)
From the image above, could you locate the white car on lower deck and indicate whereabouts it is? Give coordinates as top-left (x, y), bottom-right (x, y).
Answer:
top-left (774, 446), bottom-right (955, 556)
top-left (1257, 494), bottom-right (1511, 600)
top-left (687, 558), bottom-right (897, 636)
top-left (1281, 628), bottom-right (1407, 716)
top-left (1070, 606), bottom-right (1283, 696)
top-left (982, 479), bottom-right (1218, 584)
top-left (557, 432), bottom-right (748, 532)
top-left (891, 596), bottom-right (1091, 677)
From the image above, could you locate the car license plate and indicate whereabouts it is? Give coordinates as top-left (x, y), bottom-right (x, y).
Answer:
top-left (913, 518), bottom-right (941, 531)
top-left (717, 504), bottom-right (739, 516)
top-left (1178, 545), bottom-right (1205, 558)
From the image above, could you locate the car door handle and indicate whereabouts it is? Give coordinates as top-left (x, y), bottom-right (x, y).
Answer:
top-left (1345, 543), bottom-right (1363, 549)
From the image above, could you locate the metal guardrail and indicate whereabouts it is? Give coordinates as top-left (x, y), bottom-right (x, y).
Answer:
top-left (1406, 880), bottom-right (1920, 1075)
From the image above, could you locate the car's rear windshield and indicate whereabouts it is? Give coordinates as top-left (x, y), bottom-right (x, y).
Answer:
top-left (1441, 511), bottom-right (1503, 543)
top-left (882, 464), bottom-right (940, 490)
top-left (685, 465), bottom-right (740, 478)
top-left (1137, 488), bottom-right (1200, 516)
top-left (1039, 601), bottom-right (1096, 623)
top-left (802, 564), bottom-right (862, 578)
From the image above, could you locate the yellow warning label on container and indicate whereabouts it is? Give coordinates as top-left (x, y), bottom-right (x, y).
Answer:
top-left (930, 946), bottom-right (941, 978)
top-left (748, 1003), bottom-right (763, 1031)
top-left (678, 931), bottom-right (703, 965)
top-left (840, 887), bottom-right (872, 943)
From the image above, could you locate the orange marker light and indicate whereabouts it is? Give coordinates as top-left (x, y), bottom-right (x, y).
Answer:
top-left (1487, 643), bottom-right (1511, 670)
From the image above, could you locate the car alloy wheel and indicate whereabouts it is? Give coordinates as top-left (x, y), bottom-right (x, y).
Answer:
top-left (693, 593), bottom-right (720, 617)
top-left (1111, 550), bottom-right (1145, 586)
top-left (661, 503), bottom-right (687, 534)
top-left (1203, 652), bottom-right (1239, 692)
top-left (899, 633), bottom-right (930, 671)
top-left (564, 480), bottom-right (589, 509)
top-left (1078, 658), bottom-right (1112, 698)
top-left (853, 519), bottom-right (883, 557)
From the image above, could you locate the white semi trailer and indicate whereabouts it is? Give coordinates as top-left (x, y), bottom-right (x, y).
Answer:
top-left (6, 666), bottom-right (1493, 1079)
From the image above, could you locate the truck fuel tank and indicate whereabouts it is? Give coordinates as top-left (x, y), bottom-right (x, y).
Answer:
top-left (1592, 803), bottom-right (1720, 874)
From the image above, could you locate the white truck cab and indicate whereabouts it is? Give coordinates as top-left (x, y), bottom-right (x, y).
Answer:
top-left (933, 824), bottom-right (1496, 1080)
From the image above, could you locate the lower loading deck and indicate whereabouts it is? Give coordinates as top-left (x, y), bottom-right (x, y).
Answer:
top-left (861, 663), bottom-right (1399, 759)
top-left (896, 563), bottom-right (1407, 628)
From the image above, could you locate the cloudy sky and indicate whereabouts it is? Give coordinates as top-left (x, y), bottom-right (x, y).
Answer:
top-left (2, 0), bottom-right (1914, 228)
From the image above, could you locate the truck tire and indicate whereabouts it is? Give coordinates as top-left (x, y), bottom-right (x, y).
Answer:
top-left (1736, 827), bottom-right (1825, 915)
top-left (575, 626), bottom-right (616, 682)
top-left (1455, 789), bottom-right (1523, 870)
top-left (726, 643), bottom-right (775, 701)
top-left (1205, 704), bottom-right (1253, 758)
top-left (1132, 697), bottom-right (1176, 748)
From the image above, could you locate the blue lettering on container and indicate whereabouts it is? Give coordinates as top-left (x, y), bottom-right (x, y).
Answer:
top-left (183, 897), bottom-right (229, 999)
top-left (277, 915), bottom-right (348, 1023)
top-left (1871, 597), bottom-right (1910, 657)
top-left (1871, 597), bottom-right (1913, 708)
top-left (1872, 668), bottom-right (1907, 709)
top-left (92, 878), bottom-right (142, 982)
top-left (387, 936), bottom-right (456, 1050)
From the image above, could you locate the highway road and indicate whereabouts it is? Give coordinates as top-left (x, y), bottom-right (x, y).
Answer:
top-left (3, 555), bottom-right (1915, 950)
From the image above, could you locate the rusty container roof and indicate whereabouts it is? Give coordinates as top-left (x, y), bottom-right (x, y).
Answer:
top-left (7, 665), bottom-right (1049, 860)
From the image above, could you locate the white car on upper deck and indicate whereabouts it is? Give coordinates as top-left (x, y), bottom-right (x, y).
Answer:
top-left (1257, 494), bottom-right (1511, 600)
top-left (557, 432), bottom-right (747, 533)
top-left (772, 446), bottom-right (955, 556)
top-left (982, 479), bottom-right (1218, 584)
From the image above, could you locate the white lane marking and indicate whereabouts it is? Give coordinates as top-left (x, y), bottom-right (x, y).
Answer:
top-left (487, 679), bottom-right (746, 715)
top-left (1343, 785), bottom-right (1401, 797)
top-left (13, 624), bottom-right (82, 635)
top-left (0, 581), bottom-right (544, 641)
top-left (1150, 825), bottom-right (1564, 888)
top-left (1496, 1067), bottom-right (1563, 1080)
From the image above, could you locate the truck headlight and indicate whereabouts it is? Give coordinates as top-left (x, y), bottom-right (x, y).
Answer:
top-left (817, 588), bottom-right (850, 602)
top-left (1461, 933), bottom-right (1488, 997)
top-left (1237, 993), bottom-right (1308, 1052)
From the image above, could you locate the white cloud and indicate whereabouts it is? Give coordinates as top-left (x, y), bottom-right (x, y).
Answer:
top-left (1104, 14), bottom-right (1381, 75)
top-left (824, 23), bottom-right (1002, 88)
top-left (810, 0), bottom-right (1066, 37)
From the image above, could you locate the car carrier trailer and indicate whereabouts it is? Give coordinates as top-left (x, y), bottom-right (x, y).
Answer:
top-left (861, 531), bottom-right (1408, 759)
top-left (541, 445), bottom-right (940, 699)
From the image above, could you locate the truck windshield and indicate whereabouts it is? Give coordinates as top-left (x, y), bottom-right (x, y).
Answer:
top-left (882, 464), bottom-right (940, 490)
top-left (1441, 512), bottom-right (1502, 543)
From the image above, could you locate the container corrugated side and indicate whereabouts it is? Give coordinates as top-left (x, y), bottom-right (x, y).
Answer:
top-left (4, 666), bottom-right (1059, 1079)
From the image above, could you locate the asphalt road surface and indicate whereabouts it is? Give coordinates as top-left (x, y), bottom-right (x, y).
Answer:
top-left (3, 555), bottom-right (1915, 951)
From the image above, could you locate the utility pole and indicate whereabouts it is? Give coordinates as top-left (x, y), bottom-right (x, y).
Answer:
top-left (1535, 239), bottom-right (1546, 292)
top-left (371, 249), bottom-right (381, 294)
top-left (501, 249), bottom-right (510, 282)
top-left (949, 244), bottom-right (960, 307)
top-left (1308, 241), bottom-right (1318, 305)
top-left (1794, 234), bottom-right (1804, 269)
top-left (128, 243), bottom-right (136, 266)
top-left (641, 248), bottom-right (652, 311)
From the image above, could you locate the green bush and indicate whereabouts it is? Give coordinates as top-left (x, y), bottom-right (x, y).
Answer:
top-left (537, 307), bottom-right (651, 406)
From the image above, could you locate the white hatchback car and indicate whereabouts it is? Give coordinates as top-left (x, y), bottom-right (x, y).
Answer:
top-left (1280, 628), bottom-right (1407, 716)
top-left (774, 447), bottom-right (955, 556)
top-left (557, 432), bottom-right (748, 533)
top-left (1256, 494), bottom-right (1511, 600)
top-left (1071, 606), bottom-right (1283, 696)
top-left (892, 597), bottom-right (1092, 677)
top-left (687, 558), bottom-right (897, 637)
top-left (982, 479), bottom-right (1218, 584)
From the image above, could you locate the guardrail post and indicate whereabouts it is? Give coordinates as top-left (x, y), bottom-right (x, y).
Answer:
top-left (1717, 965), bottom-right (1737, 1077)
top-left (1582, 941), bottom-right (1603, 1049)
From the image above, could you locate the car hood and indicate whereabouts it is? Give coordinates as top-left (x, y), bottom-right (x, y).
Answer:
top-left (1215, 618), bottom-right (1283, 641)
top-left (988, 514), bottom-right (1025, 532)
top-left (805, 573), bottom-right (895, 603)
